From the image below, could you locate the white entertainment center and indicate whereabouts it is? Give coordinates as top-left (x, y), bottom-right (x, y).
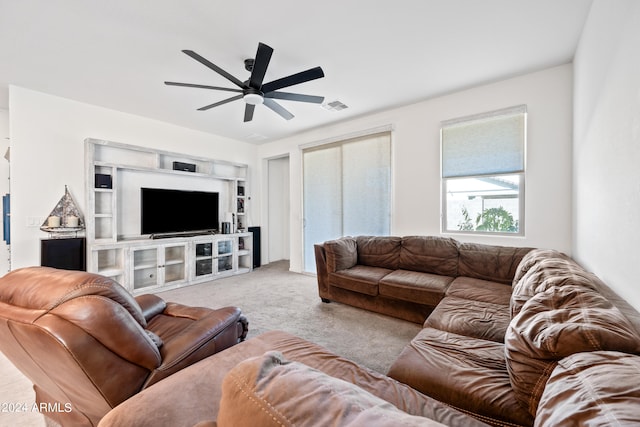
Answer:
top-left (84, 138), bottom-right (252, 294)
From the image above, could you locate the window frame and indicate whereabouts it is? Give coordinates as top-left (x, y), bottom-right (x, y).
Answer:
top-left (440, 105), bottom-right (527, 236)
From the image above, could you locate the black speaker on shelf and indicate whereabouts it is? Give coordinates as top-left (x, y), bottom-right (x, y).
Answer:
top-left (248, 226), bottom-right (261, 268)
top-left (172, 161), bottom-right (196, 172)
top-left (95, 174), bottom-right (112, 189)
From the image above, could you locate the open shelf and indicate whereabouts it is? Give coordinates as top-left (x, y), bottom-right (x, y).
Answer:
top-left (85, 138), bottom-right (252, 293)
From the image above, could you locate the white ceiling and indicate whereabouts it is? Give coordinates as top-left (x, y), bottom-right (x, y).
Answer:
top-left (0, 0), bottom-right (593, 144)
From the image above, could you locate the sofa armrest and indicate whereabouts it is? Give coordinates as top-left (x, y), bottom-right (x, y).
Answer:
top-left (536, 351), bottom-right (640, 427)
top-left (135, 293), bottom-right (167, 323)
top-left (324, 237), bottom-right (357, 272)
top-left (314, 243), bottom-right (330, 298)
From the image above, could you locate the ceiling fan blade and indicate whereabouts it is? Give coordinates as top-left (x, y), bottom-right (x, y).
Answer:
top-left (164, 81), bottom-right (243, 93)
top-left (261, 66), bottom-right (324, 94)
top-left (265, 91), bottom-right (324, 104)
top-left (263, 98), bottom-right (294, 120)
top-left (182, 50), bottom-right (246, 88)
top-left (197, 94), bottom-right (243, 111)
top-left (244, 104), bottom-right (256, 122)
top-left (249, 43), bottom-right (273, 89)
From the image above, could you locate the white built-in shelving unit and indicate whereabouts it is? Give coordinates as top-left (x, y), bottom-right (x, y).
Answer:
top-left (85, 138), bottom-right (252, 294)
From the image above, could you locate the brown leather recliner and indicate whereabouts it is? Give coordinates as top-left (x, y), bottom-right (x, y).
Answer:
top-left (0, 266), bottom-right (249, 427)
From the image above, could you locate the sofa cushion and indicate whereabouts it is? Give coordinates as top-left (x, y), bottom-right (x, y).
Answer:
top-left (324, 236), bottom-right (358, 272)
top-left (510, 255), bottom-right (599, 318)
top-left (512, 248), bottom-right (573, 285)
top-left (505, 284), bottom-right (640, 417)
top-left (356, 236), bottom-right (401, 270)
top-left (217, 351), bottom-right (445, 427)
top-left (387, 327), bottom-right (533, 427)
top-left (398, 236), bottom-right (458, 276)
top-left (379, 270), bottom-right (453, 306)
top-left (329, 265), bottom-right (391, 296)
top-left (458, 243), bottom-right (532, 285)
top-left (535, 351), bottom-right (640, 427)
top-left (446, 276), bottom-right (512, 306)
top-left (424, 296), bottom-right (510, 342)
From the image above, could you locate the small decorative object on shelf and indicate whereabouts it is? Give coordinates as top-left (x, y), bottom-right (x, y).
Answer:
top-left (40, 185), bottom-right (85, 238)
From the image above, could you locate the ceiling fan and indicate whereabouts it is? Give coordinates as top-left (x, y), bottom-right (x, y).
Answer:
top-left (165, 42), bottom-right (325, 122)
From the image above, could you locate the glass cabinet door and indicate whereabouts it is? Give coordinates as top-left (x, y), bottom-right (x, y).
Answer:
top-left (163, 244), bottom-right (187, 284)
top-left (216, 238), bottom-right (234, 273)
top-left (131, 243), bottom-right (187, 291)
top-left (132, 247), bottom-right (160, 290)
top-left (194, 241), bottom-right (214, 278)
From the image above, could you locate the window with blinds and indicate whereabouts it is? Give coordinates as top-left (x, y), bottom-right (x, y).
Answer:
top-left (302, 131), bottom-right (391, 272)
top-left (441, 105), bottom-right (526, 235)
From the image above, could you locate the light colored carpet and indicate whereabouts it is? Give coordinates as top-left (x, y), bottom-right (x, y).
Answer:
top-left (0, 260), bottom-right (420, 426)
top-left (159, 260), bottom-right (421, 373)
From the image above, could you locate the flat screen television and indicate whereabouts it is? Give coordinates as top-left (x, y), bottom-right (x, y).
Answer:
top-left (141, 188), bottom-right (219, 236)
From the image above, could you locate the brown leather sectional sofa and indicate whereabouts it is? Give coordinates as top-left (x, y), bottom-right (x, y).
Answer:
top-left (9, 236), bottom-right (640, 426)
top-left (316, 236), bottom-right (640, 426)
top-left (99, 330), bottom-right (488, 427)
top-left (314, 235), bottom-right (532, 323)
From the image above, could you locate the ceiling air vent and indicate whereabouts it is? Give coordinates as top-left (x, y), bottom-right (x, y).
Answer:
top-left (245, 133), bottom-right (269, 142)
top-left (321, 100), bottom-right (348, 112)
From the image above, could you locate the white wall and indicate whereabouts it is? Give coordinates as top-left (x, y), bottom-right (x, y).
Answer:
top-left (0, 109), bottom-right (10, 274)
top-left (117, 170), bottom-right (230, 239)
top-left (8, 64), bottom-right (575, 277)
top-left (8, 86), bottom-right (257, 270)
top-left (573, 0), bottom-right (640, 310)
top-left (267, 156), bottom-right (290, 262)
top-left (259, 64), bottom-right (574, 273)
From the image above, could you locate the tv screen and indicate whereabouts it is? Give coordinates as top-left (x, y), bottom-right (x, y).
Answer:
top-left (141, 188), bottom-right (219, 235)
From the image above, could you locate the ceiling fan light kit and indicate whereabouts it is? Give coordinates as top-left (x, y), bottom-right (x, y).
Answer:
top-left (165, 42), bottom-right (325, 122)
top-left (243, 91), bottom-right (264, 106)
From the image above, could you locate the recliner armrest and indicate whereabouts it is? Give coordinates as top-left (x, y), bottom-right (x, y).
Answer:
top-left (135, 294), bottom-right (167, 323)
top-left (144, 306), bottom-right (245, 387)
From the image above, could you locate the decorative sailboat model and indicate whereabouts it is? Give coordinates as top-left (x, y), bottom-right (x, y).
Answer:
top-left (40, 185), bottom-right (85, 237)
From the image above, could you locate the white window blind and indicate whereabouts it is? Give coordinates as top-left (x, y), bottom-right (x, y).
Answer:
top-left (303, 132), bottom-right (391, 272)
top-left (442, 105), bottom-right (526, 178)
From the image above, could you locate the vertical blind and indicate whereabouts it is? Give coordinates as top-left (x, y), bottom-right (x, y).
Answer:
top-left (302, 132), bottom-right (391, 272)
top-left (441, 105), bottom-right (526, 178)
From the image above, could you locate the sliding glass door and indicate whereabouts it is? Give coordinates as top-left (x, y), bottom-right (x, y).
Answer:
top-left (303, 132), bottom-right (391, 273)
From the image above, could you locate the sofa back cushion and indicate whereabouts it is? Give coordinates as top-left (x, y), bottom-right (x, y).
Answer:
top-left (217, 351), bottom-right (446, 427)
top-left (399, 236), bottom-right (458, 276)
top-left (512, 249), bottom-right (573, 285)
top-left (324, 237), bottom-right (358, 272)
top-left (505, 284), bottom-right (640, 417)
top-left (510, 250), bottom-right (601, 318)
top-left (535, 351), bottom-right (640, 427)
top-left (457, 243), bottom-right (532, 285)
top-left (356, 236), bottom-right (401, 270)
